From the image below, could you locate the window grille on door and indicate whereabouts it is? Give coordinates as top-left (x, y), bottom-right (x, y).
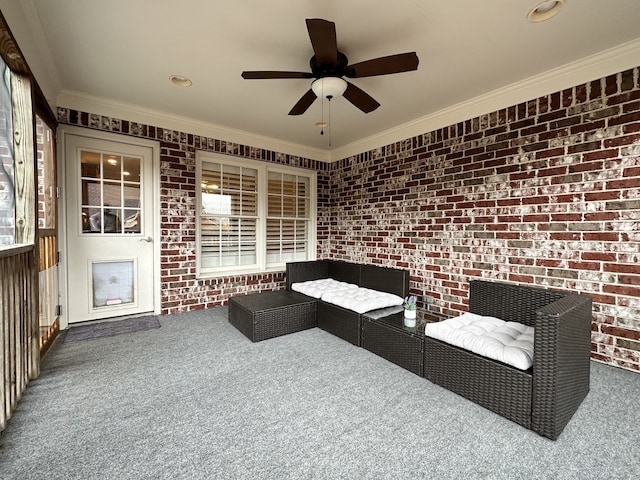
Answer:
top-left (79, 150), bottom-right (142, 235)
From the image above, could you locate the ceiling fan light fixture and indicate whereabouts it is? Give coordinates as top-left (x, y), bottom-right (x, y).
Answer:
top-left (527, 0), bottom-right (565, 23)
top-left (311, 77), bottom-right (347, 99)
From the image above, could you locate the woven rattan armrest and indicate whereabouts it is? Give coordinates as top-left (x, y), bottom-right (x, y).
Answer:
top-left (532, 293), bottom-right (592, 439)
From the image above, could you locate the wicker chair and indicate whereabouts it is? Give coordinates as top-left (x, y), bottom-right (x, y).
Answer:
top-left (424, 280), bottom-right (592, 440)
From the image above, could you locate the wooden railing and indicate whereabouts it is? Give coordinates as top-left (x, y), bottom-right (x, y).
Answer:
top-left (0, 246), bottom-right (40, 431)
top-left (0, 8), bottom-right (56, 433)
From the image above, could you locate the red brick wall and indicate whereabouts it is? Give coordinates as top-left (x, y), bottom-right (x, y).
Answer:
top-left (58, 65), bottom-right (640, 372)
top-left (325, 67), bottom-right (640, 371)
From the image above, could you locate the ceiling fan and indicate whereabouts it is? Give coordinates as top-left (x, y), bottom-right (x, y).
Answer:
top-left (241, 18), bottom-right (419, 115)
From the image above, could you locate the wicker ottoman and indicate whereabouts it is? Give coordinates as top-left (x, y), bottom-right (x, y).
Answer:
top-left (228, 290), bottom-right (317, 342)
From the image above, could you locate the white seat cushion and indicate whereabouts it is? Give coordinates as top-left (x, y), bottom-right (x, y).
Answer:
top-left (424, 312), bottom-right (535, 370)
top-left (290, 278), bottom-right (358, 299)
top-left (320, 287), bottom-right (404, 314)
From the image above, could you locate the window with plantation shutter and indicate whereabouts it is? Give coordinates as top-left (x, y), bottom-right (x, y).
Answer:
top-left (200, 162), bottom-right (257, 269)
top-left (266, 172), bottom-right (309, 265)
top-left (196, 153), bottom-right (316, 277)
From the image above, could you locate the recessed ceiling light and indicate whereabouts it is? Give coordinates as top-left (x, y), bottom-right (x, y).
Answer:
top-left (170, 75), bottom-right (192, 87)
top-left (527, 0), bottom-right (565, 23)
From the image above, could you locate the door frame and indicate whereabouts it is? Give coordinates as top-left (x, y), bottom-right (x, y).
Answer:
top-left (36, 114), bottom-right (60, 353)
top-left (57, 125), bottom-right (161, 329)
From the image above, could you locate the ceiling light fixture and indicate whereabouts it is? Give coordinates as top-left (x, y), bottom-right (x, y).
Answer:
top-left (311, 77), bottom-right (347, 99)
top-left (527, 0), bottom-right (565, 23)
top-left (170, 74), bottom-right (192, 87)
top-left (311, 77), bottom-right (347, 146)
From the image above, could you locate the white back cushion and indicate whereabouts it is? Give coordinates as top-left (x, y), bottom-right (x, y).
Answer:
top-left (291, 278), bottom-right (358, 299)
top-left (321, 287), bottom-right (404, 314)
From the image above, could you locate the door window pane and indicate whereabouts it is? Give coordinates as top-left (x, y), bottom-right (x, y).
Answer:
top-left (123, 156), bottom-right (141, 182)
top-left (80, 150), bottom-right (142, 234)
top-left (103, 155), bottom-right (122, 181)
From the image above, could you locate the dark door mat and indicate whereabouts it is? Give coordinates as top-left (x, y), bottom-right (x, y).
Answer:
top-left (64, 315), bottom-right (161, 343)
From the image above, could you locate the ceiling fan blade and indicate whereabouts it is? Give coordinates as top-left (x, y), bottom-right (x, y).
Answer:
top-left (288, 89), bottom-right (317, 115)
top-left (343, 82), bottom-right (380, 113)
top-left (306, 18), bottom-right (338, 66)
top-left (242, 71), bottom-right (314, 79)
top-left (344, 52), bottom-right (419, 78)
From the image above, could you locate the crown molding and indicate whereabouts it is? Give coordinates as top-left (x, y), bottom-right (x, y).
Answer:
top-left (57, 38), bottom-right (640, 165)
top-left (329, 38), bottom-right (640, 162)
top-left (56, 90), bottom-right (332, 163)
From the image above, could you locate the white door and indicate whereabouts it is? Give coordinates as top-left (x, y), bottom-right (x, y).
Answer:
top-left (63, 132), bottom-right (156, 323)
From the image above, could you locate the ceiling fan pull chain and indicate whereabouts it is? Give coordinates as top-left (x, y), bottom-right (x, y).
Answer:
top-left (320, 82), bottom-right (325, 136)
top-left (327, 95), bottom-right (333, 147)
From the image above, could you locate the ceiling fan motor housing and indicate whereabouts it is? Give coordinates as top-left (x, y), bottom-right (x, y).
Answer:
top-left (310, 51), bottom-right (349, 78)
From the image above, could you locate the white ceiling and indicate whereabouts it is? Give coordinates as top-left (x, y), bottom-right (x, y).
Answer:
top-left (4, 0), bottom-right (640, 161)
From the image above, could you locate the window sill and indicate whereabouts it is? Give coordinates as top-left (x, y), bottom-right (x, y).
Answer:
top-left (196, 265), bottom-right (287, 281)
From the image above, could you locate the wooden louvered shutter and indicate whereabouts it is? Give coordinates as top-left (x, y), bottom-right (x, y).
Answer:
top-left (200, 162), bottom-right (258, 268)
top-left (266, 172), bottom-right (309, 265)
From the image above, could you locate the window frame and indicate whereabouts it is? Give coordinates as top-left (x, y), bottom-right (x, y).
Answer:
top-left (195, 152), bottom-right (317, 278)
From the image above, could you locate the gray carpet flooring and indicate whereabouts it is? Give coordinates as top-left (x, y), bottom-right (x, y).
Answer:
top-left (0, 306), bottom-right (638, 480)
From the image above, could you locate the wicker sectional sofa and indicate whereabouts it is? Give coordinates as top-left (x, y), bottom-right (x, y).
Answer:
top-left (424, 279), bottom-right (592, 440)
top-left (229, 263), bottom-right (593, 440)
top-left (285, 260), bottom-right (410, 346)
